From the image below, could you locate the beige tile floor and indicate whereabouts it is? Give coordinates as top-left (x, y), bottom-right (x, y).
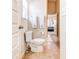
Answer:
top-left (23, 34), bottom-right (60, 59)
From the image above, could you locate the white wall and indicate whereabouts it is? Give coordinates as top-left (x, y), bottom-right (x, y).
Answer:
top-left (29, 0), bottom-right (47, 28)
top-left (60, 0), bottom-right (66, 59)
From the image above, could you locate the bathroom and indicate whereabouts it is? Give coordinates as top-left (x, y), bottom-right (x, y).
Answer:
top-left (12, 0), bottom-right (60, 59)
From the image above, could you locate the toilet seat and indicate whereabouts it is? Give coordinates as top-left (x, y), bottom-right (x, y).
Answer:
top-left (30, 38), bottom-right (45, 45)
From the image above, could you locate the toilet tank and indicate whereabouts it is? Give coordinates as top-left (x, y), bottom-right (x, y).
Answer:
top-left (26, 31), bottom-right (32, 42)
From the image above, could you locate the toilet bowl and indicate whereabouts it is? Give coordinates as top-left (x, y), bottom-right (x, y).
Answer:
top-left (25, 31), bottom-right (45, 52)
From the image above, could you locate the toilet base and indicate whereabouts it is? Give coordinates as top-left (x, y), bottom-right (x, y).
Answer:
top-left (31, 45), bottom-right (43, 52)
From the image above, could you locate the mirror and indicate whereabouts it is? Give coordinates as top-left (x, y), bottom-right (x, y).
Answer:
top-left (22, 0), bottom-right (47, 38)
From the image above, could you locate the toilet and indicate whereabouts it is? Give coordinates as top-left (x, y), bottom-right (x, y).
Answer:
top-left (25, 31), bottom-right (45, 52)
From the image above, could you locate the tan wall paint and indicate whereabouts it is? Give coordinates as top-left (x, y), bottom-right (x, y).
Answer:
top-left (48, 1), bottom-right (56, 14)
top-left (56, 0), bottom-right (60, 38)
